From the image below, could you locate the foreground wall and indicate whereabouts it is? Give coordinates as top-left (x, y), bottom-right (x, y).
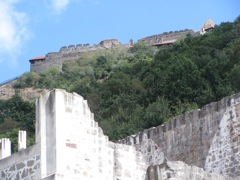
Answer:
top-left (118, 92), bottom-right (240, 178)
top-left (1, 90), bottom-right (239, 179)
top-left (35, 89), bottom-right (146, 179)
top-left (0, 89), bottom-right (147, 180)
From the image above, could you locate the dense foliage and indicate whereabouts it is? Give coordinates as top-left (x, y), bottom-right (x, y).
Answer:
top-left (1, 16), bottom-right (239, 148)
top-left (0, 96), bottom-right (35, 152)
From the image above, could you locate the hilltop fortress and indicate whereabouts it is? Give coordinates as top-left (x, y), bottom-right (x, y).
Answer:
top-left (29, 19), bottom-right (215, 73)
top-left (29, 39), bottom-right (126, 73)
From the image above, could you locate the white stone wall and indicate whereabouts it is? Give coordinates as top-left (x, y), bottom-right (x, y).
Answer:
top-left (36, 89), bottom-right (147, 180)
top-left (0, 138), bottom-right (11, 159)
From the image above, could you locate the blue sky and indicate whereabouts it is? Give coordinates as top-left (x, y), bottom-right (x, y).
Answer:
top-left (0, 0), bottom-right (239, 83)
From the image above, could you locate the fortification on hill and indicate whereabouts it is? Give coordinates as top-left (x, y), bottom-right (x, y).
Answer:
top-left (0, 90), bottom-right (240, 179)
top-left (29, 39), bottom-right (128, 73)
top-left (29, 19), bottom-right (215, 73)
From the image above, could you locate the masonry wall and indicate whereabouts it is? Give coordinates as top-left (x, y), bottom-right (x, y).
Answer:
top-left (138, 29), bottom-right (198, 45)
top-left (118, 92), bottom-right (240, 178)
top-left (0, 144), bottom-right (40, 179)
top-left (35, 89), bottom-right (147, 179)
top-left (30, 39), bottom-right (128, 73)
top-left (146, 161), bottom-right (228, 180)
top-left (1, 89), bottom-right (240, 179)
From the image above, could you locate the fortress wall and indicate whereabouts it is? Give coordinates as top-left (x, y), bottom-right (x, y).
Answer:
top-left (1, 90), bottom-right (239, 179)
top-left (0, 144), bottom-right (40, 179)
top-left (118, 92), bottom-right (240, 178)
top-left (204, 102), bottom-right (240, 176)
top-left (139, 29), bottom-right (196, 44)
top-left (30, 52), bottom-right (82, 72)
top-left (30, 40), bottom-right (128, 73)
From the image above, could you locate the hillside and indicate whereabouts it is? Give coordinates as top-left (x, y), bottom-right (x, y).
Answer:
top-left (0, 16), bottom-right (240, 151)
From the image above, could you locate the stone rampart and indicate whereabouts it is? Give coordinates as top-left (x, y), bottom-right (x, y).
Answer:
top-left (30, 39), bottom-right (129, 73)
top-left (117, 92), bottom-right (240, 178)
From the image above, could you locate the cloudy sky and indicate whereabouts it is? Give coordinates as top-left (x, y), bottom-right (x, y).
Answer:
top-left (0, 0), bottom-right (239, 83)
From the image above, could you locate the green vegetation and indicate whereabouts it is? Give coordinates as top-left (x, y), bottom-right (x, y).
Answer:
top-left (0, 96), bottom-right (35, 152)
top-left (1, 16), bottom-right (240, 149)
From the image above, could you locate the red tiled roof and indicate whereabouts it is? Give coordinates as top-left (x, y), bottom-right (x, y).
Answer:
top-left (29, 56), bottom-right (46, 61)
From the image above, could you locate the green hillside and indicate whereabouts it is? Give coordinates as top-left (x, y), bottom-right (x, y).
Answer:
top-left (1, 16), bottom-right (240, 151)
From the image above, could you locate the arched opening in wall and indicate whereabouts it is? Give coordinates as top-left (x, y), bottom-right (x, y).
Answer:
top-left (156, 38), bottom-right (159, 43)
top-left (149, 39), bottom-right (152, 44)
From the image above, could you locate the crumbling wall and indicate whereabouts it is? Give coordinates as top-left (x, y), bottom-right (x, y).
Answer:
top-left (118, 92), bottom-right (240, 178)
top-left (1, 90), bottom-right (240, 179)
top-left (35, 89), bottom-right (147, 179)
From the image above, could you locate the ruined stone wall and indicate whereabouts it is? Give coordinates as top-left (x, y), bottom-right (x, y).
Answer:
top-left (118, 92), bottom-right (240, 178)
top-left (30, 39), bottom-right (128, 73)
top-left (1, 89), bottom-right (239, 179)
top-left (35, 89), bottom-right (146, 179)
top-left (0, 144), bottom-right (40, 179)
top-left (0, 89), bottom-right (147, 180)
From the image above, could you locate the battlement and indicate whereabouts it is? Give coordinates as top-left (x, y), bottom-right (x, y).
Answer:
top-left (58, 39), bottom-right (121, 53)
top-left (29, 39), bottom-right (129, 73)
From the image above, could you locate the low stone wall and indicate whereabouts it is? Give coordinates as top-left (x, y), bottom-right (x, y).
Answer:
top-left (0, 144), bottom-right (40, 179)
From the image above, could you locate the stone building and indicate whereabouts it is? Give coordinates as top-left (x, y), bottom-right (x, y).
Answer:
top-left (200, 18), bottom-right (215, 34)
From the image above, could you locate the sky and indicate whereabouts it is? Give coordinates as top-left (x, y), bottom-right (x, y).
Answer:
top-left (0, 0), bottom-right (239, 83)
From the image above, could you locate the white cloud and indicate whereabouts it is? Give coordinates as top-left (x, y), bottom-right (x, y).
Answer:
top-left (51, 0), bottom-right (70, 14)
top-left (0, 0), bottom-right (29, 65)
top-left (49, 0), bottom-right (99, 14)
